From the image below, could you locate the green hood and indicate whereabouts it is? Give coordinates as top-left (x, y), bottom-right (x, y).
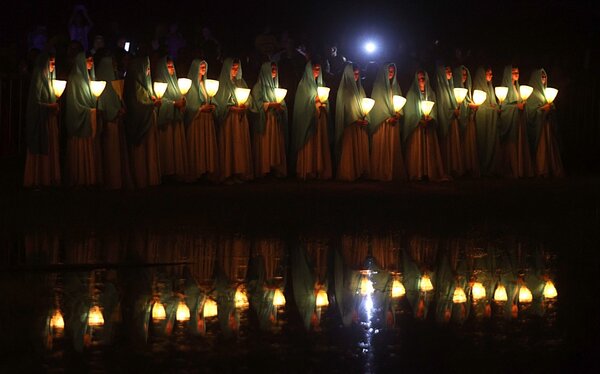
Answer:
top-left (472, 67), bottom-right (500, 174)
top-left (335, 64), bottom-right (368, 163)
top-left (26, 53), bottom-right (56, 154)
top-left (96, 56), bottom-right (123, 122)
top-left (155, 56), bottom-right (183, 128)
top-left (250, 62), bottom-right (288, 143)
top-left (291, 62), bottom-right (326, 154)
top-left (65, 52), bottom-right (96, 137)
top-left (214, 58), bottom-right (250, 125)
top-left (526, 68), bottom-right (554, 153)
top-left (453, 65), bottom-right (472, 131)
top-left (434, 65), bottom-right (458, 138)
top-left (124, 57), bottom-right (156, 145)
top-left (402, 71), bottom-right (437, 144)
top-left (368, 63), bottom-right (403, 134)
top-left (498, 65), bottom-right (522, 140)
top-left (184, 59), bottom-right (215, 127)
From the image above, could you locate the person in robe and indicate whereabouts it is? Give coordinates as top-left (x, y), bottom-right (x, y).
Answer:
top-left (473, 67), bottom-right (503, 176)
top-left (403, 70), bottom-right (447, 181)
top-left (526, 69), bottom-right (565, 177)
top-left (453, 65), bottom-right (480, 177)
top-left (23, 53), bottom-right (61, 188)
top-left (214, 58), bottom-right (254, 183)
top-left (65, 52), bottom-right (99, 186)
top-left (292, 62), bottom-right (332, 180)
top-left (434, 65), bottom-right (464, 177)
top-left (96, 55), bottom-right (132, 189)
top-left (335, 64), bottom-right (370, 181)
top-left (250, 62), bottom-right (288, 178)
top-left (124, 57), bottom-right (162, 188)
top-left (184, 59), bottom-right (218, 182)
top-left (155, 56), bottom-right (188, 180)
top-left (368, 63), bottom-right (407, 181)
top-left (499, 65), bottom-right (533, 178)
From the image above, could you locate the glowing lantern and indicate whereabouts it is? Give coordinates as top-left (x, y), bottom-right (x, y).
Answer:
top-left (52, 80), bottom-right (67, 98)
top-left (152, 301), bottom-right (166, 321)
top-left (543, 280), bottom-right (558, 299)
top-left (472, 90), bottom-right (487, 106)
top-left (273, 289), bottom-right (286, 307)
top-left (494, 86), bottom-right (508, 104)
top-left (234, 88), bottom-right (251, 106)
top-left (205, 79), bottom-right (220, 98)
top-left (452, 286), bottom-right (467, 304)
top-left (203, 298), bottom-right (218, 318)
top-left (317, 87), bottom-right (330, 102)
top-left (453, 88), bottom-right (468, 105)
top-left (176, 301), bottom-right (190, 322)
top-left (316, 289), bottom-right (329, 307)
top-left (545, 87), bottom-right (558, 104)
top-left (360, 275), bottom-right (375, 295)
top-left (391, 279), bottom-right (406, 298)
top-left (50, 309), bottom-right (65, 330)
top-left (90, 81), bottom-right (107, 98)
top-left (274, 88), bottom-right (287, 103)
top-left (519, 85), bottom-right (533, 101)
top-left (360, 98), bottom-right (375, 117)
top-left (234, 287), bottom-right (249, 309)
top-left (420, 100), bottom-right (435, 117)
top-left (420, 274), bottom-right (434, 292)
top-left (88, 305), bottom-right (104, 327)
top-left (392, 95), bottom-right (407, 113)
top-left (177, 78), bottom-right (192, 95)
top-left (493, 284), bottom-right (508, 302)
top-left (471, 282), bottom-right (487, 300)
top-left (518, 285), bottom-right (533, 303)
top-left (153, 82), bottom-right (168, 99)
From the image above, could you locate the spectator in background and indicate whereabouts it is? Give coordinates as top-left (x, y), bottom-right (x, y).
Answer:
top-left (68, 4), bottom-right (93, 52)
top-left (90, 35), bottom-right (105, 56)
top-left (166, 23), bottom-right (186, 60)
top-left (255, 25), bottom-right (279, 62)
top-left (28, 25), bottom-right (48, 52)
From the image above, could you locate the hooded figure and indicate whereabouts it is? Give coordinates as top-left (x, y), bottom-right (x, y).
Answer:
top-left (403, 70), bottom-right (447, 181)
top-left (155, 56), bottom-right (188, 179)
top-left (526, 69), bottom-right (565, 177)
top-left (96, 56), bottom-right (132, 189)
top-left (250, 62), bottom-right (288, 178)
top-left (65, 52), bottom-right (99, 186)
top-left (498, 65), bottom-right (533, 178)
top-left (292, 62), bottom-right (332, 180)
top-left (368, 63), bottom-right (407, 181)
top-left (335, 64), bottom-right (370, 181)
top-left (454, 65), bottom-right (480, 177)
top-left (24, 53), bottom-right (61, 187)
top-left (434, 65), bottom-right (464, 177)
top-left (124, 57), bottom-right (161, 188)
top-left (473, 67), bottom-right (503, 176)
top-left (184, 59), bottom-right (218, 181)
top-left (214, 58), bottom-right (253, 182)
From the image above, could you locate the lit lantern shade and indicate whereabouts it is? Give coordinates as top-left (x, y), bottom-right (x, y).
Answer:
top-left (471, 282), bottom-right (487, 300)
top-left (472, 90), bottom-right (487, 106)
top-left (420, 100), bottom-right (435, 117)
top-left (317, 87), bottom-right (330, 102)
top-left (88, 305), bottom-right (104, 327)
top-left (494, 86), bottom-right (508, 103)
top-left (274, 88), bottom-right (287, 103)
top-left (452, 286), bottom-right (467, 304)
top-left (360, 98), bottom-right (375, 116)
top-left (90, 80), bottom-right (107, 98)
top-left (392, 95), bottom-right (407, 113)
top-left (543, 280), bottom-right (558, 299)
top-left (203, 298), bottom-right (218, 318)
top-left (360, 275), bottom-right (375, 295)
top-left (420, 274), bottom-right (434, 292)
top-left (544, 87), bottom-right (558, 104)
top-left (50, 310), bottom-right (65, 330)
top-left (493, 284), bottom-right (508, 302)
top-left (453, 88), bottom-right (468, 105)
top-left (234, 287), bottom-right (249, 309)
top-left (52, 80), bottom-right (67, 98)
top-left (234, 87), bottom-right (251, 106)
top-left (176, 301), bottom-right (191, 322)
top-left (519, 85), bottom-right (534, 101)
top-left (391, 279), bottom-right (406, 298)
top-left (518, 285), bottom-right (533, 303)
top-left (177, 78), bottom-right (192, 95)
top-left (153, 82), bottom-right (168, 99)
top-left (316, 289), bottom-right (329, 307)
top-left (205, 79), bottom-right (220, 98)
top-left (152, 301), bottom-right (166, 321)
top-left (273, 289), bottom-right (286, 307)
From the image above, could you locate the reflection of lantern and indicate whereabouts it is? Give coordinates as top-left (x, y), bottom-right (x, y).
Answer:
top-left (543, 280), bottom-right (558, 299)
top-left (177, 78), bottom-right (192, 95)
top-left (518, 285), bottom-right (533, 303)
top-left (274, 88), bottom-right (287, 103)
top-left (205, 79), bottom-right (220, 98)
top-left (471, 282), bottom-right (487, 300)
top-left (453, 286), bottom-right (467, 303)
top-left (316, 289), bottom-right (329, 307)
top-left (152, 301), bottom-right (166, 321)
top-left (493, 284), bottom-right (508, 302)
top-left (234, 286), bottom-right (249, 309)
top-left (50, 309), bottom-right (65, 330)
top-left (360, 98), bottom-right (375, 117)
top-left (317, 87), bottom-right (330, 102)
top-left (519, 85), bottom-right (533, 101)
top-left (234, 88), bottom-right (251, 106)
top-left (392, 95), bottom-right (407, 113)
top-left (420, 100), bottom-right (435, 117)
top-left (90, 81), bottom-right (107, 98)
top-left (203, 298), bottom-right (218, 318)
top-left (153, 82), bottom-right (168, 99)
top-left (472, 90), bottom-right (487, 106)
top-left (52, 80), bottom-right (67, 98)
top-left (176, 301), bottom-right (191, 322)
top-left (273, 289), bottom-right (286, 307)
top-left (494, 86), bottom-right (508, 104)
top-left (360, 275), bottom-right (375, 295)
top-left (453, 88), bottom-right (468, 105)
top-left (391, 279), bottom-right (406, 298)
top-left (420, 274), bottom-right (434, 292)
top-left (544, 87), bottom-right (558, 104)
top-left (88, 305), bottom-right (104, 327)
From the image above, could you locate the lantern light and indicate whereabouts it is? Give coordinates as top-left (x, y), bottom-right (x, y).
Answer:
top-left (273, 289), bottom-right (286, 307)
top-left (234, 88), bottom-right (251, 106)
top-left (494, 86), bottom-right (508, 104)
top-left (176, 301), bottom-right (191, 322)
top-left (453, 88), bottom-right (468, 105)
top-left (452, 286), bottom-right (467, 304)
top-left (52, 80), bottom-right (67, 98)
top-left (519, 85), bottom-right (533, 101)
top-left (90, 81), bottom-right (107, 98)
top-left (274, 88), bottom-right (287, 103)
top-left (544, 87), bottom-right (558, 104)
top-left (391, 279), bottom-right (406, 298)
top-left (543, 280), bottom-right (558, 299)
top-left (177, 78), bottom-right (192, 95)
top-left (203, 298), bottom-right (218, 318)
top-left (392, 95), bottom-right (407, 113)
top-left (317, 87), bottom-right (330, 102)
top-left (494, 284), bottom-right (508, 302)
top-left (360, 275), bottom-right (375, 295)
top-left (153, 82), bottom-right (168, 99)
top-left (316, 289), bottom-right (329, 307)
top-left (360, 98), bottom-right (375, 117)
top-left (88, 305), bottom-right (104, 327)
top-left (420, 100), bottom-right (435, 117)
top-left (471, 282), bottom-right (487, 300)
top-left (420, 274), bottom-right (434, 292)
top-left (234, 286), bottom-right (249, 309)
top-left (152, 301), bottom-right (166, 321)
top-left (364, 41), bottom-right (377, 54)
top-left (50, 309), bottom-right (65, 330)
top-left (472, 90), bottom-right (488, 106)
top-left (204, 79), bottom-right (220, 98)
top-left (518, 285), bottom-right (533, 303)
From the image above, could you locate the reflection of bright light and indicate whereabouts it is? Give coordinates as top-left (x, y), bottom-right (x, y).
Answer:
top-left (364, 41), bottom-right (377, 54)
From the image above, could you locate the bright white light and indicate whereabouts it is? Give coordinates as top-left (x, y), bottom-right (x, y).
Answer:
top-left (364, 42), bottom-right (377, 54)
